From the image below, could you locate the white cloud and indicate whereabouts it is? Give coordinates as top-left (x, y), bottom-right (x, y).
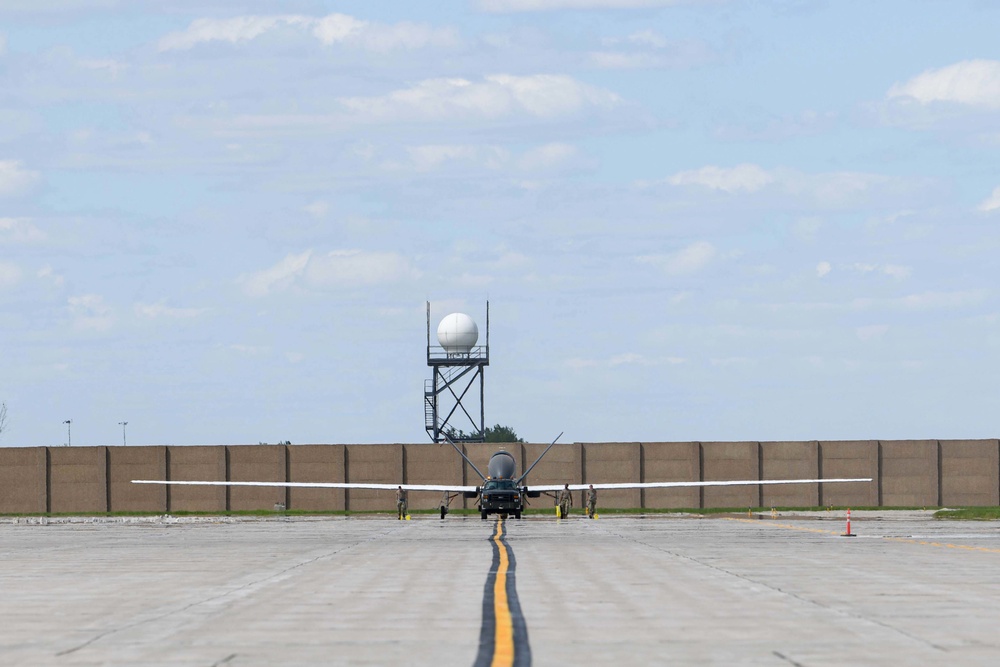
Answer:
top-left (78, 58), bottom-right (126, 78)
top-left (881, 265), bottom-right (912, 280)
top-left (241, 249), bottom-right (420, 296)
top-left (240, 250), bottom-right (312, 297)
top-left (887, 60), bottom-right (1000, 109)
top-left (667, 163), bottom-right (774, 194)
top-left (792, 217), bottom-right (823, 241)
top-left (230, 344), bottom-right (269, 356)
top-left (816, 261), bottom-right (831, 278)
top-left (339, 74), bottom-right (621, 122)
top-left (0, 261), bottom-right (22, 289)
top-left (894, 290), bottom-right (986, 310)
top-left (37, 266), bottom-right (64, 287)
top-left (609, 353), bottom-right (685, 366)
top-left (285, 352), bottom-right (305, 364)
top-left (406, 144), bottom-right (507, 171)
top-left (709, 357), bottom-right (755, 368)
top-left (480, 0), bottom-right (698, 11)
top-left (0, 160), bottom-right (40, 197)
top-left (305, 250), bottom-right (421, 288)
top-left (517, 143), bottom-right (579, 171)
top-left (134, 302), bottom-right (209, 319)
top-left (590, 32), bottom-right (715, 70)
top-left (768, 289), bottom-right (988, 313)
top-left (303, 200), bottom-right (329, 218)
top-left (847, 263), bottom-right (912, 280)
top-left (978, 186), bottom-right (1000, 213)
top-left (654, 164), bottom-right (913, 209)
top-left (210, 76), bottom-right (622, 135)
top-left (856, 324), bottom-right (889, 341)
top-left (158, 13), bottom-right (457, 53)
top-left (626, 30), bottom-right (669, 49)
top-left (567, 353), bottom-right (685, 369)
top-left (589, 52), bottom-right (661, 69)
top-left (68, 294), bottom-right (113, 331)
top-left (637, 241), bottom-right (716, 275)
top-left (0, 218), bottom-right (46, 243)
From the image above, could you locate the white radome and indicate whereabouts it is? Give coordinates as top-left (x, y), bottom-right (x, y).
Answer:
top-left (437, 313), bottom-right (479, 354)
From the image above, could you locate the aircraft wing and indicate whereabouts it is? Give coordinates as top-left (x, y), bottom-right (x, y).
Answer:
top-left (526, 477), bottom-right (872, 492)
top-left (131, 480), bottom-right (479, 493)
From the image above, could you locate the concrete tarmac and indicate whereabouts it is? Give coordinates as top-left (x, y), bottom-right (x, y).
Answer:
top-left (2, 511), bottom-right (1000, 665)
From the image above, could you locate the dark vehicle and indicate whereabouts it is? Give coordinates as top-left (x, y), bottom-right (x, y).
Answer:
top-left (468, 450), bottom-right (539, 520)
top-left (477, 457), bottom-right (522, 522)
top-left (480, 478), bottom-right (522, 519)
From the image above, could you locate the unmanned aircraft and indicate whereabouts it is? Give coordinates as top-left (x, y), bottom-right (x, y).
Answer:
top-left (133, 433), bottom-right (872, 519)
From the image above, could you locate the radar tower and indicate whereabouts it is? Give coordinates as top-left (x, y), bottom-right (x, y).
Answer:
top-left (424, 301), bottom-right (489, 443)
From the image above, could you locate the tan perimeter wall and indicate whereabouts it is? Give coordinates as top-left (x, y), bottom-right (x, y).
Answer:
top-left (1, 440), bottom-right (997, 513)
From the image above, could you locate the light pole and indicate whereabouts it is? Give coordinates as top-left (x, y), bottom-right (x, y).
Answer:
top-left (63, 419), bottom-right (71, 447)
top-left (118, 421), bottom-right (128, 446)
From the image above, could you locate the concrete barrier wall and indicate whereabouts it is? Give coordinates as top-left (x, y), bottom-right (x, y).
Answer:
top-left (345, 444), bottom-right (403, 511)
top-left (286, 445), bottom-right (345, 511)
top-left (108, 446), bottom-right (166, 512)
top-left (49, 446), bottom-right (107, 513)
top-left (881, 440), bottom-right (938, 507)
top-left (761, 441), bottom-right (819, 508)
top-left (168, 446), bottom-right (226, 512)
top-left (2, 439), bottom-right (999, 513)
top-left (229, 445), bottom-right (286, 511)
top-left (521, 442), bottom-right (582, 509)
top-left (940, 440), bottom-right (999, 506)
top-left (0, 447), bottom-right (46, 513)
top-left (405, 443), bottom-right (463, 510)
top-left (819, 441), bottom-right (879, 507)
top-left (641, 442), bottom-right (700, 509)
top-left (702, 442), bottom-right (759, 509)
top-left (582, 443), bottom-right (640, 509)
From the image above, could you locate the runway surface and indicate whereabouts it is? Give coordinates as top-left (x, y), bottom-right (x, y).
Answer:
top-left (2, 511), bottom-right (1000, 665)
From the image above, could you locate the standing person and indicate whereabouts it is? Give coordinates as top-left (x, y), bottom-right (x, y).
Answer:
top-left (396, 486), bottom-right (408, 520)
top-left (557, 483), bottom-right (572, 519)
top-left (586, 484), bottom-right (597, 519)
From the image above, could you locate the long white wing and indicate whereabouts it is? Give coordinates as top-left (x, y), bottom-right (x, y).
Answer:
top-left (131, 480), bottom-right (478, 493)
top-left (527, 477), bottom-right (872, 492)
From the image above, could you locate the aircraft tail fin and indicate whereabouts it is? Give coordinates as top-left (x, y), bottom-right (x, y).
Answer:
top-left (517, 431), bottom-right (563, 485)
top-left (445, 434), bottom-right (487, 481)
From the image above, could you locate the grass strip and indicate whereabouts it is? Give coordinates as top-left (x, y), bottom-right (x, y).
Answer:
top-left (0, 505), bottom-right (946, 518)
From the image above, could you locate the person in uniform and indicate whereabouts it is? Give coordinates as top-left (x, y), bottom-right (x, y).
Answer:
top-left (396, 486), bottom-right (408, 520)
top-left (586, 484), bottom-right (597, 518)
top-left (557, 483), bottom-right (572, 518)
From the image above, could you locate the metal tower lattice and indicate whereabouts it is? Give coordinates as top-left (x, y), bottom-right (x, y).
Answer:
top-left (424, 301), bottom-right (489, 443)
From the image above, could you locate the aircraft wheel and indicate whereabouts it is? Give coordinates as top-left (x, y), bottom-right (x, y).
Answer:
top-left (440, 507), bottom-right (447, 520)
top-left (514, 512), bottom-right (521, 520)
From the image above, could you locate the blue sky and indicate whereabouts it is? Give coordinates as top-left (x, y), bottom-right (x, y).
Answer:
top-left (2, 0), bottom-right (1000, 447)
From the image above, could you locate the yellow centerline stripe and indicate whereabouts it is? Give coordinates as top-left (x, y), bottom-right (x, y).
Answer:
top-left (491, 519), bottom-right (515, 667)
top-left (723, 517), bottom-right (1000, 554)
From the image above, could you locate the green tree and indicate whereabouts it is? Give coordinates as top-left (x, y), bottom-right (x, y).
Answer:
top-left (483, 424), bottom-right (524, 443)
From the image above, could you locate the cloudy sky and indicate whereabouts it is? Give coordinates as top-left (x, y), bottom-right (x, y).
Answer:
top-left (2, 1), bottom-right (999, 447)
